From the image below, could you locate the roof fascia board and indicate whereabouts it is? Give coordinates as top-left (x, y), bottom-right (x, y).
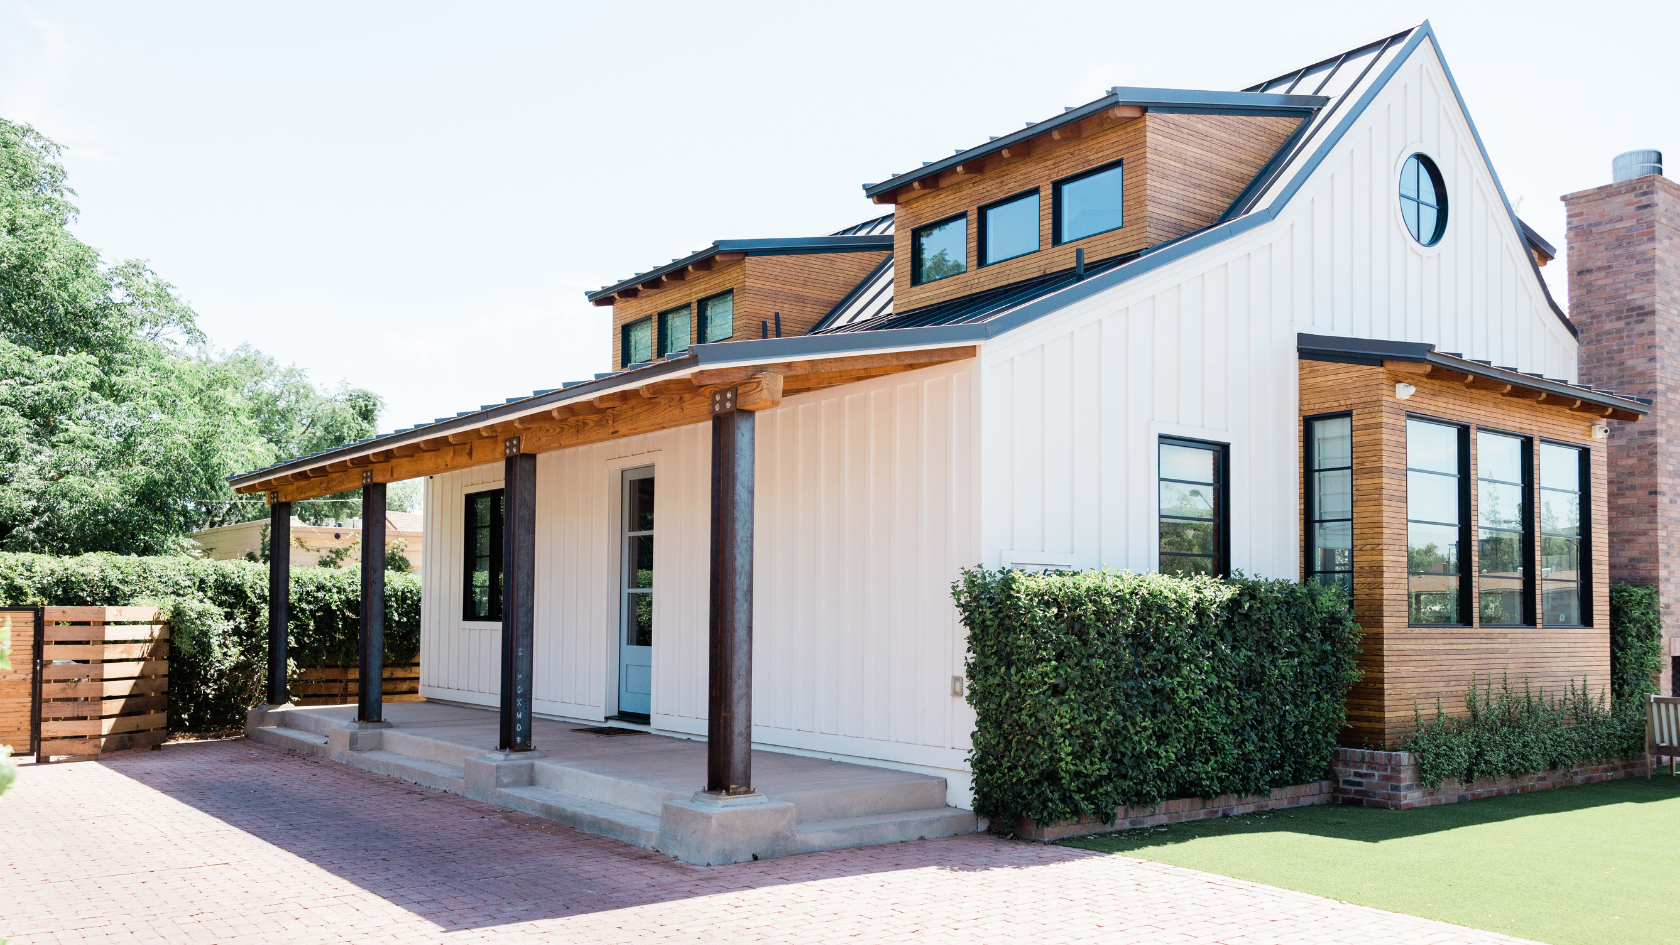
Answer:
top-left (228, 329), bottom-right (988, 488)
top-left (861, 90), bottom-right (1325, 199)
top-left (585, 235), bottom-right (893, 302)
top-left (1297, 332), bottom-right (1434, 365)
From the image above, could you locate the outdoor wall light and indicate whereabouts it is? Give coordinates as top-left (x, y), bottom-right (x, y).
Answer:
top-left (1395, 382), bottom-right (1417, 400)
top-left (1592, 422), bottom-right (1610, 439)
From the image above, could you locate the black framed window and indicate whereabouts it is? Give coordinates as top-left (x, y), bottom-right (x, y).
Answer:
top-left (658, 304), bottom-right (692, 358)
top-left (622, 316), bottom-right (654, 367)
top-left (1539, 442), bottom-right (1589, 625)
top-left (1305, 414), bottom-right (1353, 599)
top-left (980, 189), bottom-right (1040, 266)
top-left (1406, 417), bottom-right (1470, 625)
top-left (912, 214), bottom-right (967, 285)
top-left (699, 290), bottom-right (734, 343)
top-left (1159, 437), bottom-right (1229, 578)
top-left (1477, 431), bottom-right (1533, 626)
top-left (463, 488), bottom-right (504, 621)
top-left (1054, 159), bottom-right (1124, 245)
top-left (1399, 153), bottom-right (1448, 246)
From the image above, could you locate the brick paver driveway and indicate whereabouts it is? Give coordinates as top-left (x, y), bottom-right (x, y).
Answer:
top-left (3, 739), bottom-right (1536, 944)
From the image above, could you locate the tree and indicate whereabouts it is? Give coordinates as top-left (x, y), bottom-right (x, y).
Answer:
top-left (0, 117), bottom-right (385, 553)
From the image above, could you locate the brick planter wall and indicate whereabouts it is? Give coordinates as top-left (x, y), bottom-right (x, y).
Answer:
top-left (1012, 781), bottom-right (1334, 841)
top-left (1331, 747), bottom-right (1650, 809)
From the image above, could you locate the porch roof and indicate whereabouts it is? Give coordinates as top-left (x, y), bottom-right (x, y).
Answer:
top-left (227, 335), bottom-right (977, 502)
top-left (1297, 332), bottom-right (1651, 422)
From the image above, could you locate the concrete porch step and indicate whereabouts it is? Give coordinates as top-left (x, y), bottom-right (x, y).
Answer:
top-left (794, 806), bottom-right (979, 855)
top-left (500, 785), bottom-right (661, 849)
top-left (346, 750), bottom-right (467, 794)
top-left (248, 724), bottom-right (330, 757)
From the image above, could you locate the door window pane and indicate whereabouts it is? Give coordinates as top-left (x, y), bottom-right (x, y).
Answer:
top-left (623, 473), bottom-right (655, 651)
top-left (982, 191), bottom-right (1040, 265)
top-left (1477, 431), bottom-right (1530, 626)
top-left (1057, 162), bottom-right (1125, 243)
top-left (1407, 419), bottom-right (1465, 624)
top-left (700, 291), bottom-right (734, 343)
top-left (913, 216), bottom-right (967, 284)
top-left (1539, 444), bottom-right (1587, 625)
top-left (1306, 416), bottom-right (1354, 597)
top-left (1159, 438), bottom-right (1226, 578)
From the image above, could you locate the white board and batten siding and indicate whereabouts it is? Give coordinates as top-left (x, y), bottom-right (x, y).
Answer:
top-left (979, 38), bottom-right (1577, 582)
top-left (420, 359), bottom-right (981, 804)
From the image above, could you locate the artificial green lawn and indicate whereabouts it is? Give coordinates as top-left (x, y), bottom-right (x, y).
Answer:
top-left (1058, 773), bottom-right (1680, 945)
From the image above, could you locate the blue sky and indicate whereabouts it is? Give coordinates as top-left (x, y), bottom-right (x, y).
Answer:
top-left (2, 1), bottom-right (1674, 433)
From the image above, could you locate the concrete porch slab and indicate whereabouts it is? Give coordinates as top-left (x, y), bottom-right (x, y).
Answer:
top-left (245, 701), bottom-right (975, 864)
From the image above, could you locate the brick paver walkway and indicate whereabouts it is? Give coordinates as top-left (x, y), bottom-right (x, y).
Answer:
top-left (3, 739), bottom-right (1536, 944)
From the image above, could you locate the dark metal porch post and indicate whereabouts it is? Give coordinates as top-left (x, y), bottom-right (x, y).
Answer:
top-left (707, 387), bottom-right (754, 795)
top-left (358, 474), bottom-right (387, 723)
top-left (267, 494), bottom-right (291, 706)
top-left (499, 438), bottom-right (537, 752)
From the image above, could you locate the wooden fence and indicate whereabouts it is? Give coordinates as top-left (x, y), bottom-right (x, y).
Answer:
top-left (1, 609), bottom-right (41, 755)
top-left (39, 606), bottom-right (169, 760)
top-left (291, 663), bottom-right (421, 706)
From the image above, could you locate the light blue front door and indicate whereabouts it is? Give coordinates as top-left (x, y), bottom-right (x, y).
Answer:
top-left (618, 468), bottom-right (654, 717)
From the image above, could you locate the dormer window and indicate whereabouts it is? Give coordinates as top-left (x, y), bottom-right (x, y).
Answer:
top-left (1054, 159), bottom-right (1125, 244)
top-left (623, 316), bottom-right (654, 367)
top-left (980, 189), bottom-right (1041, 266)
top-left (658, 304), bottom-right (691, 357)
top-left (912, 214), bottom-right (968, 285)
top-left (699, 291), bottom-right (734, 343)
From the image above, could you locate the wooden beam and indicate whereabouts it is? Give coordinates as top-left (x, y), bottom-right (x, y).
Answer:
top-left (716, 252), bottom-right (747, 263)
top-left (1502, 387), bottom-right (1546, 402)
top-left (911, 177), bottom-right (941, 192)
top-left (446, 430), bottom-right (477, 444)
top-left (592, 296), bottom-right (615, 307)
top-left (1382, 360), bottom-right (1432, 375)
top-left (1424, 365), bottom-right (1474, 384)
top-left (1611, 408), bottom-right (1644, 422)
top-left (615, 287), bottom-right (639, 300)
top-left (1464, 376), bottom-right (1512, 394)
top-left (736, 372), bottom-right (783, 412)
top-left (871, 190), bottom-right (899, 205)
top-left (1573, 402), bottom-right (1615, 417)
top-left (688, 258), bottom-right (715, 273)
top-left (1051, 121), bottom-right (1083, 141)
top-left (1107, 105), bottom-right (1145, 120)
top-left (953, 160), bottom-right (984, 177)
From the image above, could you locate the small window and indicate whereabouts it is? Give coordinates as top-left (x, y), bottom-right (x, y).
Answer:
top-left (1539, 443), bottom-right (1589, 625)
top-left (699, 291), bottom-right (734, 343)
top-left (1159, 437), bottom-right (1229, 578)
top-left (463, 488), bottom-right (504, 621)
top-left (912, 214), bottom-right (967, 285)
top-left (659, 304), bottom-right (691, 357)
top-left (980, 190), bottom-right (1040, 266)
top-left (1399, 154), bottom-right (1448, 246)
top-left (1055, 160), bottom-right (1124, 244)
top-left (622, 316), bottom-right (653, 367)
top-left (1305, 415), bottom-right (1353, 599)
top-left (1406, 418), bottom-right (1469, 625)
top-left (1477, 431), bottom-right (1533, 626)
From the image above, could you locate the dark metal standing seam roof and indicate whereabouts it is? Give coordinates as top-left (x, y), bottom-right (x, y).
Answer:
top-left (585, 234), bottom-right (892, 304)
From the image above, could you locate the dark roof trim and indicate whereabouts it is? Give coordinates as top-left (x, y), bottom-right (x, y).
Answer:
top-left (1518, 218), bottom-right (1557, 259)
top-left (1297, 332), bottom-right (1651, 415)
top-left (585, 235), bottom-right (893, 303)
top-left (227, 328), bottom-right (978, 489)
top-left (861, 87), bottom-right (1326, 199)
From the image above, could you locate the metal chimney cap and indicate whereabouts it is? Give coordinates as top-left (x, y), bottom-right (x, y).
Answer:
top-left (1613, 149), bottom-right (1663, 183)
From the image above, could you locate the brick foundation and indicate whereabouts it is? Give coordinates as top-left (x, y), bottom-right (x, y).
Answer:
top-left (1013, 781), bottom-right (1334, 841)
top-left (1330, 747), bottom-right (1651, 809)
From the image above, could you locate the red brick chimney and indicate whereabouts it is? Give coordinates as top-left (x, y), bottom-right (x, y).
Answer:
top-left (1563, 153), bottom-right (1680, 696)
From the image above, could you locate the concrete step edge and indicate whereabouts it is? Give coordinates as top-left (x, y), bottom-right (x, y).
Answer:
top-left (795, 806), bottom-right (978, 837)
top-left (499, 785), bottom-right (661, 848)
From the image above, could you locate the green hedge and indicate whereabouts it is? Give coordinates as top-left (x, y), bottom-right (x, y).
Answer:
top-left (1610, 583), bottom-right (1663, 708)
top-left (0, 552), bottom-right (419, 733)
top-left (955, 568), bottom-right (1363, 833)
top-left (1402, 677), bottom-right (1641, 788)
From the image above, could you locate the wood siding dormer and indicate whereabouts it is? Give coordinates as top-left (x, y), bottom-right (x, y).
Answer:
top-left (889, 111), bottom-right (1301, 311)
top-left (608, 250), bottom-right (889, 370)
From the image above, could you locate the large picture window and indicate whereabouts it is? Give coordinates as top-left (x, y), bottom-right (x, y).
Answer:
top-left (980, 189), bottom-right (1040, 266)
top-left (1406, 418), bottom-right (1469, 625)
top-left (463, 488), bottom-right (504, 621)
top-left (1159, 437), bottom-right (1229, 578)
top-left (1305, 415), bottom-right (1353, 599)
top-left (699, 291), bottom-right (734, 343)
top-left (1055, 160), bottom-right (1124, 244)
top-left (658, 303), bottom-right (691, 357)
top-left (912, 214), bottom-right (967, 285)
top-left (1477, 431), bottom-right (1532, 626)
top-left (621, 316), bottom-right (653, 367)
top-left (1540, 443), bottom-right (1589, 625)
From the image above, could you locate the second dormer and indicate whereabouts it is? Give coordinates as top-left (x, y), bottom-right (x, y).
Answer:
top-left (586, 226), bottom-right (893, 371)
top-left (864, 88), bottom-right (1326, 311)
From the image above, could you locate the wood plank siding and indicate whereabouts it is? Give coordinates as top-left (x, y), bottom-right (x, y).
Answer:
top-left (607, 251), bottom-right (890, 369)
top-left (890, 112), bottom-right (1299, 312)
top-left (1299, 359), bottom-right (1612, 748)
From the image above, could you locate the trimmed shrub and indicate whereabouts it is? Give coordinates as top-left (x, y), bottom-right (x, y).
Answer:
top-left (1610, 583), bottom-right (1663, 708)
top-left (1402, 676), bottom-right (1641, 789)
top-left (0, 552), bottom-right (419, 733)
top-left (955, 568), bottom-right (1362, 833)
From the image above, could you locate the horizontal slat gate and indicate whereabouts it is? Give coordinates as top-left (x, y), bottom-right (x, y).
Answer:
top-left (290, 664), bottom-right (421, 706)
top-left (0, 608), bottom-right (40, 754)
top-left (39, 607), bottom-right (169, 759)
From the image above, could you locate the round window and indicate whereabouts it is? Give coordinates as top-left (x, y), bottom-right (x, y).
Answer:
top-left (1399, 154), bottom-right (1447, 246)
